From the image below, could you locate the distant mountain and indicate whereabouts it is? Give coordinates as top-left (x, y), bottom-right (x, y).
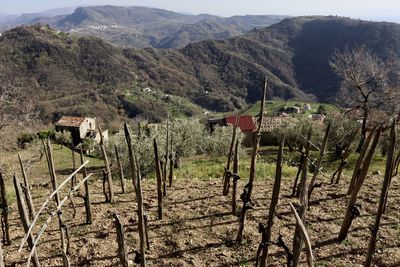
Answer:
top-left (0, 6), bottom-right (78, 31)
top-left (2, 16), bottom-right (400, 123)
top-left (0, 5), bottom-right (287, 48)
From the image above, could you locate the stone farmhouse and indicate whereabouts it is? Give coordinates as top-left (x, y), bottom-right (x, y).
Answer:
top-left (55, 116), bottom-right (108, 148)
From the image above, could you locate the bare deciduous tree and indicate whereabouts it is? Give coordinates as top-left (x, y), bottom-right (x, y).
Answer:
top-left (330, 47), bottom-right (399, 151)
top-left (0, 84), bottom-right (35, 131)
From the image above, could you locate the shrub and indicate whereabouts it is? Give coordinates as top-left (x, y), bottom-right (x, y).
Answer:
top-left (108, 118), bottom-right (244, 177)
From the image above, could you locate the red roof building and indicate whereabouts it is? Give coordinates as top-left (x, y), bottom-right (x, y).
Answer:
top-left (225, 115), bottom-right (256, 132)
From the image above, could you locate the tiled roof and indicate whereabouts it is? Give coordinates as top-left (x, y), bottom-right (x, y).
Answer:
top-left (226, 115), bottom-right (256, 132)
top-left (259, 117), bottom-right (291, 133)
top-left (55, 116), bottom-right (86, 128)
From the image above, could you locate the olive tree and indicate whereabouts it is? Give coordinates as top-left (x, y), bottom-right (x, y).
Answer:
top-left (108, 119), bottom-right (244, 177)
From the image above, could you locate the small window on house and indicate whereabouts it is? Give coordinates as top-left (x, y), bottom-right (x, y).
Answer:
top-left (89, 123), bottom-right (92, 129)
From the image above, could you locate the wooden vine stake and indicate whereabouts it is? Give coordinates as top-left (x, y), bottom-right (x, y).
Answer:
top-left (163, 114), bottom-right (170, 194)
top-left (71, 147), bottom-right (77, 189)
top-left (18, 153), bottom-right (36, 220)
top-left (292, 127), bottom-right (312, 266)
top-left (289, 203), bottom-right (314, 267)
top-left (308, 123), bottom-right (330, 200)
top-left (258, 137), bottom-right (285, 267)
top-left (98, 125), bottom-right (114, 203)
top-left (0, 171), bottom-right (10, 245)
top-left (13, 175), bottom-right (40, 267)
top-left (231, 140), bottom-right (240, 215)
top-left (365, 121), bottom-right (396, 267)
top-left (45, 140), bottom-right (69, 266)
top-left (80, 147), bottom-right (92, 224)
top-left (223, 113), bottom-right (239, 196)
top-left (291, 149), bottom-right (305, 197)
top-left (115, 144), bottom-right (126, 193)
top-left (114, 213), bottom-right (129, 267)
top-left (0, 235), bottom-right (4, 267)
top-left (153, 139), bottom-right (163, 220)
top-left (124, 122), bottom-right (147, 267)
top-left (236, 77), bottom-right (267, 242)
top-left (347, 129), bottom-right (375, 195)
top-left (331, 127), bottom-right (360, 184)
top-left (338, 128), bottom-right (382, 241)
top-left (168, 120), bottom-right (174, 187)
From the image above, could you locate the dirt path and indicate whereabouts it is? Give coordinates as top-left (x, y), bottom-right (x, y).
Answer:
top-left (3, 170), bottom-right (400, 266)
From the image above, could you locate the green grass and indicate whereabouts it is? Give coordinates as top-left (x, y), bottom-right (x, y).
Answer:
top-left (241, 100), bottom-right (340, 118)
top-left (35, 145), bottom-right (104, 175)
top-left (124, 87), bottom-right (204, 119)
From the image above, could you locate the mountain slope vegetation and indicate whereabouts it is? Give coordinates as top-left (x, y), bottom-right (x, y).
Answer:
top-left (0, 6), bottom-right (286, 49)
top-left (1, 16), bottom-right (400, 124)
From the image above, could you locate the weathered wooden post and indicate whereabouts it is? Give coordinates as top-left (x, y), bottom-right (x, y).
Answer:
top-left (115, 144), bottom-right (125, 193)
top-left (168, 121), bottom-right (174, 187)
top-left (71, 146), bottom-right (77, 189)
top-left (258, 138), bottom-right (285, 267)
top-left (18, 153), bottom-right (36, 220)
top-left (98, 124), bottom-right (114, 203)
top-left (13, 175), bottom-right (40, 267)
top-left (153, 139), bottom-right (163, 220)
top-left (338, 128), bottom-right (381, 242)
top-left (144, 214), bottom-right (150, 250)
top-left (114, 213), bottom-right (129, 267)
top-left (80, 147), bottom-right (92, 224)
top-left (347, 129), bottom-right (375, 195)
top-left (365, 122), bottom-right (396, 267)
top-left (168, 153), bottom-right (174, 187)
top-left (0, 235), bottom-right (4, 267)
top-left (102, 169), bottom-right (109, 203)
top-left (163, 114), bottom-right (170, 190)
top-left (223, 113), bottom-right (239, 196)
top-left (308, 123), bottom-right (330, 200)
top-left (231, 140), bottom-right (240, 215)
top-left (0, 172), bottom-right (10, 245)
top-left (291, 149), bottom-right (305, 197)
top-left (292, 127), bottom-right (312, 266)
top-left (289, 203), bottom-right (314, 267)
top-left (295, 127), bottom-right (312, 198)
top-left (124, 122), bottom-right (147, 267)
top-left (236, 77), bottom-right (267, 242)
top-left (331, 128), bottom-right (359, 184)
top-left (45, 140), bottom-right (69, 267)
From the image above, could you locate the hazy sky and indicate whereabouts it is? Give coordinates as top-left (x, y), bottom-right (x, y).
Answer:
top-left (2, 0), bottom-right (400, 21)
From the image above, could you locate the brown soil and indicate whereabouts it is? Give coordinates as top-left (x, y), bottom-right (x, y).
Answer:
top-left (3, 169), bottom-right (400, 266)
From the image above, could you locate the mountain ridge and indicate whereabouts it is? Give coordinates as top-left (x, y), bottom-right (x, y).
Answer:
top-left (1, 16), bottom-right (400, 123)
top-left (0, 5), bottom-right (287, 49)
